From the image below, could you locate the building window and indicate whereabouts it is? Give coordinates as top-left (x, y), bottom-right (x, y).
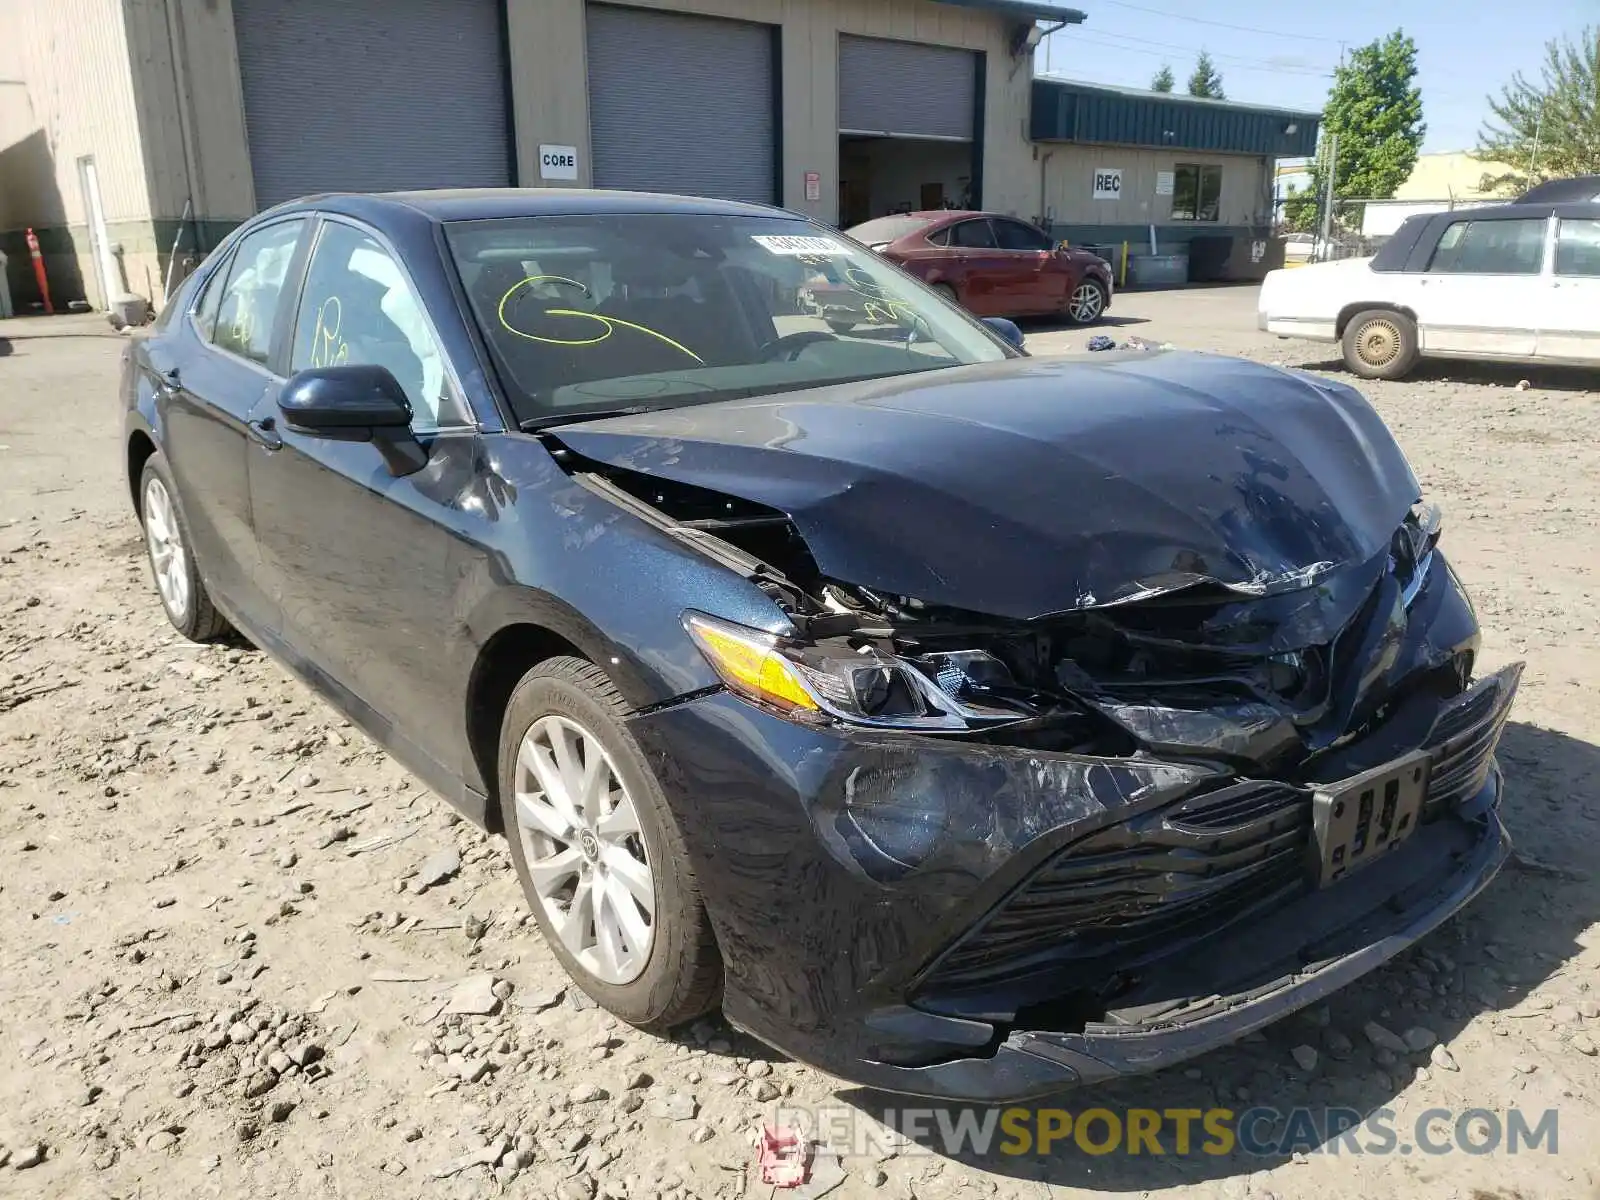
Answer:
top-left (1171, 164), bottom-right (1223, 222)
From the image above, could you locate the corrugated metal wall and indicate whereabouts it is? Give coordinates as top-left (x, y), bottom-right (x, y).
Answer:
top-left (1031, 80), bottom-right (1321, 159)
top-left (505, 0), bottom-right (1034, 226)
top-left (121, 0), bottom-right (256, 227)
top-left (0, 0), bottom-right (152, 229)
top-left (1040, 143), bottom-right (1269, 229)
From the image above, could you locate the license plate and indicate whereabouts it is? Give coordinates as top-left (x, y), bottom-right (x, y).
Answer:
top-left (1311, 750), bottom-right (1430, 886)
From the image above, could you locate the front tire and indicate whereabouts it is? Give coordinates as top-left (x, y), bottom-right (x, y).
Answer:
top-left (496, 656), bottom-right (721, 1030)
top-left (138, 452), bottom-right (230, 642)
top-left (931, 282), bottom-right (960, 308)
top-left (1064, 278), bottom-right (1108, 325)
top-left (1342, 309), bottom-right (1419, 380)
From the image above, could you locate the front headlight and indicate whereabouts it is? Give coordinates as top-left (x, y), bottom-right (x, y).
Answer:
top-left (684, 611), bottom-right (984, 731)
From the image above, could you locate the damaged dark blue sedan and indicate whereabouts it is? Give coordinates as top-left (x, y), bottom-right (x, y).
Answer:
top-left (122, 189), bottom-right (1519, 1101)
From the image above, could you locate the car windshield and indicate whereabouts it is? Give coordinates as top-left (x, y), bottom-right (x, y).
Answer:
top-left (446, 214), bottom-right (1009, 427)
top-left (845, 215), bottom-right (938, 246)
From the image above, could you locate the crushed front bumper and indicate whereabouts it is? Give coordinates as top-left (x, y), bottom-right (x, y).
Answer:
top-left (626, 663), bottom-right (1519, 1102)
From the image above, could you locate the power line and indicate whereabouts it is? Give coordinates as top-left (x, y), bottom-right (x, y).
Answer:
top-left (1091, 0), bottom-right (1348, 45)
top-left (1057, 31), bottom-right (1335, 78)
top-left (1062, 28), bottom-right (1337, 75)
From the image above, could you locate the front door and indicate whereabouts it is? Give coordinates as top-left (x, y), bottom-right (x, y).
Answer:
top-left (1538, 217), bottom-right (1600, 362)
top-left (248, 217), bottom-right (477, 777)
top-left (1415, 214), bottom-right (1548, 358)
top-left (154, 217), bottom-right (306, 635)
top-left (991, 217), bottom-right (1068, 313)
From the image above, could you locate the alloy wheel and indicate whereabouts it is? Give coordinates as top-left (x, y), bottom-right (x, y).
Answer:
top-left (1069, 282), bottom-right (1104, 322)
top-left (1357, 318), bottom-right (1402, 368)
top-left (513, 714), bottom-right (655, 985)
top-left (143, 476), bottom-right (190, 622)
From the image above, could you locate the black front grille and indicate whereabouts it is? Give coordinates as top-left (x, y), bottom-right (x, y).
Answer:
top-left (922, 671), bottom-right (1519, 998)
top-left (1423, 675), bottom-right (1515, 818)
top-left (926, 782), bottom-right (1311, 992)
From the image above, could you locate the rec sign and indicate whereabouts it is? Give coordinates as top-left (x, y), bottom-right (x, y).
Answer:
top-left (1093, 168), bottom-right (1122, 200)
top-left (539, 144), bottom-right (579, 181)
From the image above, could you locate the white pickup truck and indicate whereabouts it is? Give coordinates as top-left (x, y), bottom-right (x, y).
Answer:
top-left (1259, 203), bottom-right (1600, 379)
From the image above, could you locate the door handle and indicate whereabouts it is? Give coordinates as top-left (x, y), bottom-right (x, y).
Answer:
top-left (247, 415), bottom-right (282, 451)
top-left (154, 366), bottom-right (180, 395)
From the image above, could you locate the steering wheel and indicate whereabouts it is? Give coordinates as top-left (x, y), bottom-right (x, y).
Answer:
top-left (759, 330), bottom-right (839, 362)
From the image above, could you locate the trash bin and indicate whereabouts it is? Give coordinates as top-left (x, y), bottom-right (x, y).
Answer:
top-left (1126, 253), bottom-right (1190, 289)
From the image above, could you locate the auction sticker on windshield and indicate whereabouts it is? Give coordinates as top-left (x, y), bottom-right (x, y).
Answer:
top-left (752, 235), bottom-right (849, 256)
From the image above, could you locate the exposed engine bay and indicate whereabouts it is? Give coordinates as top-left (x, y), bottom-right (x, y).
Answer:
top-left (548, 436), bottom-right (1465, 774)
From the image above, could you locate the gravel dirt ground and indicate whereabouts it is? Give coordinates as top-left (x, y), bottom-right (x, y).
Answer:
top-left (2, 287), bottom-right (1598, 1200)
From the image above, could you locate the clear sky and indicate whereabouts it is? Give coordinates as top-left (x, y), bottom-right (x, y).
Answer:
top-left (1035, 0), bottom-right (1591, 153)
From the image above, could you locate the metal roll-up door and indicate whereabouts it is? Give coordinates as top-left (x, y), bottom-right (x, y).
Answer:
top-left (839, 36), bottom-right (977, 141)
top-left (586, 4), bottom-right (775, 204)
top-left (233, 0), bottom-right (511, 210)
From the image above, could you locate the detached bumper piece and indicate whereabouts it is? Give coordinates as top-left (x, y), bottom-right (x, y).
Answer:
top-left (880, 665), bottom-right (1519, 1100)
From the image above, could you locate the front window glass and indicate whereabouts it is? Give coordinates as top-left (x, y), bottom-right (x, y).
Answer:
top-left (445, 214), bottom-right (1011, 427)
top-left (994, 219), bottom-right (1053, 251)
top-left (212, 219), bottom-right (304, 365)
top-left (289, 221), bottom-right (468, 430)
top-left (1428, 218), bottom-right (1547, 275)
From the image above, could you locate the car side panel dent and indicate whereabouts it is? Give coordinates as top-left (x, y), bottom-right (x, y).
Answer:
top-left (443, 431), bottom-right (799, 794)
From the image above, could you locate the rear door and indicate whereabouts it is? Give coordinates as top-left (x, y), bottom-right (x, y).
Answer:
top-left (155, 217), bottom-right (307, 635)
top-left (992, 218), bottom-right (1069, 313)
top-left (1415, 214), bottom-right (1549, 357)
top-left (1538, 217), bottom-right (1600, 362)
top-left (248, 216), bottom-right (476, 777)
top-left (944, 219), bottom-right (1011, 315)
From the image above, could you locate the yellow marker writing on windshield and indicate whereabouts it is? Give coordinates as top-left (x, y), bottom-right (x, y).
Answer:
top-left (308, 295), bottom-right (349, 368)
top-left (498, 275), bottom-right (703, 363)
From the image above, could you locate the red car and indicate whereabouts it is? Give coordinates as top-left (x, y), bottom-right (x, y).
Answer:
top-left (846, 211), bottom-right (1114, 325)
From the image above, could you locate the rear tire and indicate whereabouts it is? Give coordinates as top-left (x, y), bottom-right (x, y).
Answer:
top-left (1341, 309), bottom-right (1419, 380)
top-left (496, 656), bottom-right (722, 1031)
top-left (826, 318), bottom-right (856, 335)
top-left (931, 282), bottom-right (960, 308)
top-left (138, 452), bottom-right (231, 642)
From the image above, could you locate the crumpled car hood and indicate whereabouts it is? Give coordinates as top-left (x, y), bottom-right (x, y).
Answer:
top-left (554, 351), bottom-right (1420, 620)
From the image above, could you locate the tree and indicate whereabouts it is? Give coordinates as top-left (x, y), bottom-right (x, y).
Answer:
top-left (1282, 185), bottom-right (1320, 233)
top-left (1187, 52), bottom-right (1225, 99)
top-left (1306, 30), bottom-right (1424, 213)
top-left (1151, 64), bottom-right (1175, 93)
top-left (1477, 26), bottom-right (1600, 192)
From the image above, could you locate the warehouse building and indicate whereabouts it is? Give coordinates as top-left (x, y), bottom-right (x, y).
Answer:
top-left (0, 0), bottom-right (1317, 312)
top-left (1031, 78), bottom-right (1321, 275)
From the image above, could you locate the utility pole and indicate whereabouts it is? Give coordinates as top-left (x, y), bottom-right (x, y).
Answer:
top-left (1319, 132), bottom-right (1339, 259)
top-left (1529, 101), bottom-right (1546, 180)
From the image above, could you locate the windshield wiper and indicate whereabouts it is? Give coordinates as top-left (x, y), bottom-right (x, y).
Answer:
top-left (520, 407), bottom-right (653, 432)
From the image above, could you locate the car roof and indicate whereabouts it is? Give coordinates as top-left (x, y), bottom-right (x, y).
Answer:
top-left (1517, 175), bottom-right (1600, 204)
top-left (1371, 200), bottom-right (1600, 272)
top-left (267, 187), bottom-right (796, 225)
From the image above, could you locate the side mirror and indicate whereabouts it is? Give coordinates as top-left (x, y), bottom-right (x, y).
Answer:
top-left (981, 316), bottom-right (1026, 352)
top-left (279, 364), bottom-right (413, 433)
top-left (278, 365), bottom-right (427, 476)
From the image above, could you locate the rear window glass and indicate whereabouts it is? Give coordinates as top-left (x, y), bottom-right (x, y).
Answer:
top-left (846, 215), bottom-right (937, 246)
top-left (1555, 219), bottom-right (1600, 277)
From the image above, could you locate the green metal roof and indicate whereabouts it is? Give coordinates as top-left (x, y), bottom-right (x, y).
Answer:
top-left (1031, 77), bottom-right (1322, 158)
top-left (932, 0), bottom-right (1087, 25)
